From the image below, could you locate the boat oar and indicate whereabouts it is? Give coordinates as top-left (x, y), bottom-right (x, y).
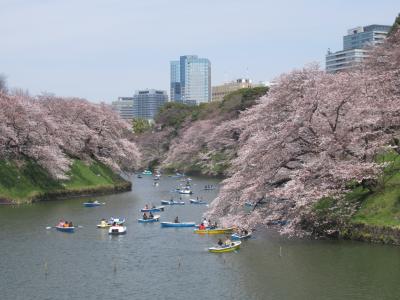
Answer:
top-left (45, 226), bottom-right (53, 230)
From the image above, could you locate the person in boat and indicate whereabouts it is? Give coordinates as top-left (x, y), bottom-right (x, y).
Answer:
top-left (145, 204), bottom-right (149, 209)
top-left (217, 239), bottom-right (223, 247)
top-left (199, 223), bottom-right (206, 230)
top-left (224, 238), bottom-right (232, 246)
top-left (68, 221), bottom-right (73, 227)
top-left (100, 219), bottom-right (107, 226)
top-left (143, 213), bottom-right (148, 220)
top-left (57, 220), bottom-right (64, 227)
top-left (203, 218), bottom-right (209, 228)
top-left (63, 221), bottom-right (69, 227)
top-left (242, 229), bottom-right (249, 235)
top-left (174, 216), bottom-right (179, 223)
top-left (149, 212), bottom-right (154, 219)
top-left (112, 222), bottom-right (117, 226)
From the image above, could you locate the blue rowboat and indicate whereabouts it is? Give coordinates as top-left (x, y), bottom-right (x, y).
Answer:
top-left (189, 199), bottom-right (208, 205)
top-left (141, 206), bottom-right (165, 212)
top-left (231, 232), bottom-right (252, 240)
top-left (138, 215), bottom-right (160, 223)
top-left (55, 226), bottom-right (75, 233)
top-left (142, 170), bottom-right (153, 175)
top-left (161, 200), bottom-right (185, 205)
top-left (83, 201), bottom-right (102, 207)
top-left (161, 222), bottom-right (196, 228)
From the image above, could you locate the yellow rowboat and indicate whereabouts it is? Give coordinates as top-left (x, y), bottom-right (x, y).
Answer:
top-left (97, 223), bottom-right (111, 228)
top-left (194, 227), bottom-right (235, 234)
top-left (209, 241), bottom-right (241, 253)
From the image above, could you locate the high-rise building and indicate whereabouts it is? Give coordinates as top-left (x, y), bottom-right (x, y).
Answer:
top-left (111, 97), bottom-right (134, 120)
top-left (170, 61), bottom-right (181, 103)
top-left (133, 89), bottom-right (168, 120)
top-left (326, 24), bottom-right (391, 73)
top-left (170, 55), bottom-right (211, 105)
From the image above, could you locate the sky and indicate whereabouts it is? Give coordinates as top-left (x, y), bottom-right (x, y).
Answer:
top-left (0, 0), bottom-right (399, 103)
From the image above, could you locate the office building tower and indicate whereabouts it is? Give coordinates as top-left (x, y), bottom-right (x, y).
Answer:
top-left (170, 55), bottom-right (211, 105)
top-left (133, 89), bottom-right (168, 120)
top-left (170, 60), bottom-right (181, 103)
top-left (212, 78), bottom-right (253, 102)
top-left (111, 97), bottom-right (134, 120)
top-left (326, 24), bottom-right (391, 73)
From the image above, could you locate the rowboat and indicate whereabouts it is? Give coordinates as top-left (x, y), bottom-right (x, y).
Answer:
top-left (161, 200), bottom-right (185, 205)
top-left (55, 226), bottom-right (75, 233)
top-left (109, 225), bottom-right (127, 235)
top-left (141, 206), bottom-right (165, 212)
top-left (171, 173), bottom-right (184, 178)
top-left (204, 185), bottom-right (215, 190)
top-left (83, 201), bottom-right (103, 207)
top-left (142, 170), bottom-right (153, 175)
top-left (194, 228), bottom-right (235, 234)
top-left (161, 222), bottom-right (196, 228)
top-left (179, 188), bottom-right (192, 194)
top-left (209, 241), bottom-right (241, 253)
top-left (231, 232), bottom-right (252, 240)
top-left (189, 199), bottom-right (208, 205)
top-left (138, 215), bottom-right (160, 223)
top-left (97, 222), bottom-right (111, 228)
top-left (97, 217), bottom-right (125, 228)
top-left (108, 217), bottom-right (126, 225)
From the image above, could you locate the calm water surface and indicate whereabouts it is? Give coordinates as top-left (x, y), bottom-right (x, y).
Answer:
top-left (1, 175), bottom-right (400, 300)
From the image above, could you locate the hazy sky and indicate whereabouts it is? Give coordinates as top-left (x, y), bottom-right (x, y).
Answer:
top-left (1, 0), bottom-right (399, 102)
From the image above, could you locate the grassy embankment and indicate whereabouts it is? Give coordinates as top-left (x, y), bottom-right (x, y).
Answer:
top-left (311, 150), bottom-right (400, 244)
top-left (0, 159), bottom-right (131, 204)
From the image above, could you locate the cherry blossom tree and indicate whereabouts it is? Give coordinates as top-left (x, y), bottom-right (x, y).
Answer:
top-left (0, 93), bottom-right (140, 179)
top-left (207, 31), bottom-right (400, 233)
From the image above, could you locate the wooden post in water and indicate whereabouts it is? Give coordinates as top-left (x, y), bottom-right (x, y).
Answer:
top-left (44, 260), bottom-right (48, 278)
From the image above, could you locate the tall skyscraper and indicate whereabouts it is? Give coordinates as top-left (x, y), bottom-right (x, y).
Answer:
top-left (326, 24), bottom-right (391, 73)
top-left (170, 55), bottom-right (211, 105)
top-left (133, 89), bottom-right (168, 120)
top-left (170, 60), bottom-right (181, 103)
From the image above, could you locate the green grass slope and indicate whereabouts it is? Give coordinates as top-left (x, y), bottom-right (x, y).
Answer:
top-left (0, 159), bottom-right (130, 204)
top-left (308, 150), bottom-right (400, 243)
top-left (351, 151), bottom-right (400, 227)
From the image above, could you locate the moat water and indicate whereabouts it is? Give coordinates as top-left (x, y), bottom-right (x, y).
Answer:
top-left (1, 175), bottom-right (399, 300)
